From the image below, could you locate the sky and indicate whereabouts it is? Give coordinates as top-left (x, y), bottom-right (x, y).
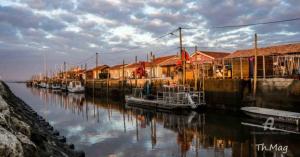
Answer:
top-left (0, 0), bottom-right (300, 81)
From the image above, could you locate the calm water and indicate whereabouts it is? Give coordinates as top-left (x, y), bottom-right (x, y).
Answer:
top-left (7, 83), bottom-right (300, 157)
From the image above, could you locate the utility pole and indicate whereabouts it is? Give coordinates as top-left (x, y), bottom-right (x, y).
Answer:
top-left (44, 52), bottom-right (47, 81)
top-left (122, 59), bottom-right (125, 91)
top-left (179, 27), bottom-right (185, 85)
top-left (63, 61), bottom-right (66, 79)
top-left (135, 55), bottom-right (137, 87)
top-left (96, 52), bottom-right (99, 79)
top-left (150, 52), bottom-right (153, 83)
top-left (253, 34), bottom-right (258, 98)
top-left (85, 63), bottom-right (87, 85)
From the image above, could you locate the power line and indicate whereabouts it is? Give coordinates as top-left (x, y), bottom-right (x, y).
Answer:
top-left (215, 17), bottom-right (300, 28)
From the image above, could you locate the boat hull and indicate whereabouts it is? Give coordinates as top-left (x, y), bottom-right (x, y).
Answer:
top-left (125, 96), bottom-right (202, 110)
top-left (241, 107), bottom-right (300, 125)
top-left (67, 87), bottom-right (85, 93)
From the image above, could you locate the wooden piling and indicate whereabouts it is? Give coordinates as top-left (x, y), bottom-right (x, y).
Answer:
top-left (253, 33), bottom-right (258, 97)
top-left (135, 56), bottom-right (137, 88)
top-left (263, 55), bottom-right (266, 79)
top-left (122, 59), bottom-right (125, 92)
top-left (222, 58), bottom-right (225, 79)
top-left (240, 57), bottom-right (243, 79)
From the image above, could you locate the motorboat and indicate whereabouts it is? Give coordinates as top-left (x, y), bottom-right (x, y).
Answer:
top-left (241, 107), bottom-right (300, 125)
top-left (67, 81), bottom-right (85, 93)
top-left (39, 82), bottom-right (47, 88)
top-left (51, 84), bottom-right (61, 90)
top-left (125, 84), bottom-right (205, 110)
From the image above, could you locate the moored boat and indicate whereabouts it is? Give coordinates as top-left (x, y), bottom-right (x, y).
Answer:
top-left (39, 82), bottom-right (47, 88)
top-left (51, 84), bottom-right (61, 90)
top-left (125, 84), bottom-right (205, 110)
top-left (67, 81), bottom-right (85, 93)
top-left (241, 107), bottom-right (300, 125)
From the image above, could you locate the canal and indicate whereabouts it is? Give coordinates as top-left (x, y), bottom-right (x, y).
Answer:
top-left (7, 83), bottom-right (300, 157)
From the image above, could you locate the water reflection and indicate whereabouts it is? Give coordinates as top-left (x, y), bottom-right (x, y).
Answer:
top-left (7, 83), bottom-right (300, 157)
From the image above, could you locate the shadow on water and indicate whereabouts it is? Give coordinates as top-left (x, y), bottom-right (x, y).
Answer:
top-left (7, 83), bottom-right (300, 157)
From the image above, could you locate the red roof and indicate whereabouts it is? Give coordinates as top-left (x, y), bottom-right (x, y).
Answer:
top-left (94, 65), bottom-right (109, 70)
top-left (225, 43), bottom-right (300, 59)
top-left (192, 51), bottom-right (230, 59)
top-left (159, 56), bottom-right (179, 66)
top-left (125, 62), bottom-right (151, 68)
top-left (152, 55), bottom-right (177, 65)
top-left (109, 64), bottom-right (127, 70)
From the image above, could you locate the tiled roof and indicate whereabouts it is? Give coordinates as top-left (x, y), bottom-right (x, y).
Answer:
top-left (109, 64), bottom-right (127, 70)
top-left (159, 56), bottom-right (179, 66)
top-left (89, 65), bottom-right (109, 71)
top-left (152, 55), bottom-right (177, 65)
top-left (192, 51), bottom-right (230, 59)
top-left (225, 43), bottom-right (300, 59)
top-left (125, 62), bottom-right (151, 68)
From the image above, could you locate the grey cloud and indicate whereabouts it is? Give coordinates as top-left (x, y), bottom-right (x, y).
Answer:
top-left (1, 0), bottom-right (300, 80)
top-left (0, 5), bottom-right (66, 31)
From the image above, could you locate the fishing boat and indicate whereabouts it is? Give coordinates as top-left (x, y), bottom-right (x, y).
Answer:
top-left (51, 83), bottom-right (61, 90)
top-left (39, 82), bottom-right (47, 88)
top-left (241, 107), bottom-right (300, 125)
top-left (67, 81), bottom-right (85, 93)
top-left (45, 83), bottom-right (52, 89)
top-left (125, 84), bottom-right (205, 110)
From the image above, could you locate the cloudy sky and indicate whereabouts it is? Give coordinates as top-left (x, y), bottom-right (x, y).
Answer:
top-left (0, 0), bottom-right (300, 81)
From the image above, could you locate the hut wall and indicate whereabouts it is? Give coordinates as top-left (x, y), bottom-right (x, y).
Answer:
top-left (257, 56), bottom-right (273, 77)
top-left (232, 58), bottom-right (249, 79)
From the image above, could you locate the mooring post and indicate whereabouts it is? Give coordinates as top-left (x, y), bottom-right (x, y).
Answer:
top-left (135, 56), bottom-right (137, 88)
top-left (107, 68), bottom-right (109, 95)
top-left (263, 55), bottom-right (266, 79)
top-left (122, 59), bottom-right (125, 92)
top-left (253, 33), bottom-right (258, 98)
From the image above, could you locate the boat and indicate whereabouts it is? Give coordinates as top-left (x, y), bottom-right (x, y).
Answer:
top-left (45, 83), bottom-right (52, 89)
top-left (241, 107), bottom-right (300, 125)
top-left (60, 81), bottom-right (68, 92)
top-left (39, 82), bottom-right (47, 88)
top-left (67, 81), bottom-right (85, 93)
top-left (125, 84), bottom-right (205, 110)
top-left (51, 84), bottom-right (61, 90)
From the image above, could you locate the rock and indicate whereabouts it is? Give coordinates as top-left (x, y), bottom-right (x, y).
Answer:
top-left (69, 144), bottom-right (75, 149)
top-left (0, 109), bottom-right (10, 128)
top-left (16, 133), bottom-right (37, 157)
top-left (52, 130), bottom-right (59, 136)
top-left (0, 126), bottom-right (23, 157)
top-left (0, 95), bottom-right (9, 112)
top-left (11, 117), bottom-right (31, 137)
top-left (0, 81), bottom-right (85, 157)
top-left (75, 150), bottom-right (85, 157)
top-left (57, 136), bottom-right (66, 143)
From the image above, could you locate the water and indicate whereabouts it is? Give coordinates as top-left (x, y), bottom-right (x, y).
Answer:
top-left (7, 83), bottom-right (300, 157)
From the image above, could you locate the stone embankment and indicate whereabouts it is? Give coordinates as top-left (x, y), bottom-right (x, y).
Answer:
top-left (0, 81), bottom-right (84, 157)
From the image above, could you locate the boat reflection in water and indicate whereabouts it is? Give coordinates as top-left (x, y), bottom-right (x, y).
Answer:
top-left (10, 84), bottom-right (300, 157)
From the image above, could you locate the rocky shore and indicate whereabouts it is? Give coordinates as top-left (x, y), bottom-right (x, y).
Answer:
top-left (0, 81), bottom-right (84, 157)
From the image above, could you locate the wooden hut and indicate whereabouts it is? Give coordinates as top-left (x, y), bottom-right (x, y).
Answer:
top-left (225, 43), bottom-right (300, 79)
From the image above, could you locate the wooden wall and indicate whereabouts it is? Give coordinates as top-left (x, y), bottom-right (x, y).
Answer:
top-left (231, 56), bottom-right (273, 79)
top-left (257, 56), bottom-right (273, 77)
top-left (232, 58), bottom-right (250, 79)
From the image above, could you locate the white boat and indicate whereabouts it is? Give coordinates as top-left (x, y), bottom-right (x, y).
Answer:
top-left (241, 107), bottom-right (300, 125)
top-left (125, 85), bottom-right (205, 110)
top-left (39, 82), bottom-right (47, 88)
top-left (67, 81), bottom-right (85, 93)
top-left (45, 83), bottom-right (51, 89)
top-left (51, 84), bottom-right (61, 90)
